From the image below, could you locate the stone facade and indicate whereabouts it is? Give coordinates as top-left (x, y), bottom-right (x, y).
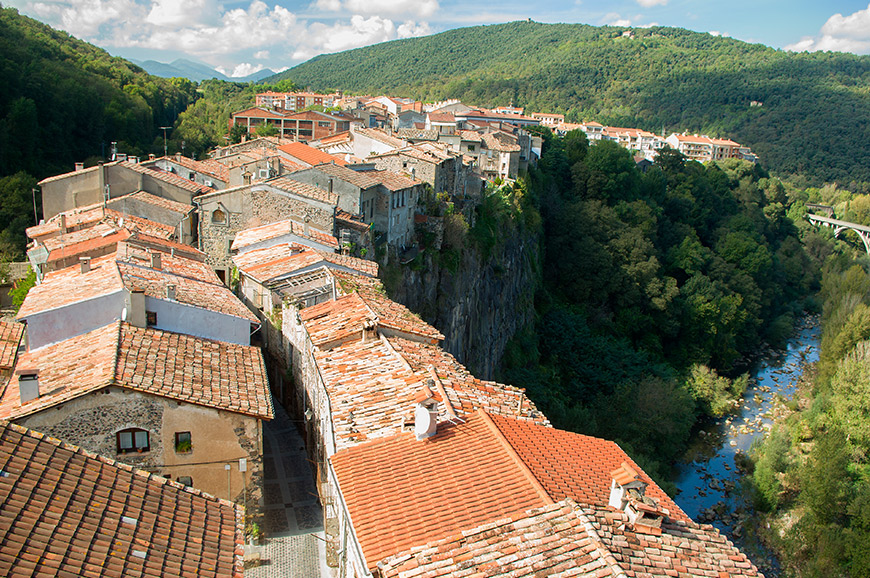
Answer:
top-left (18, 387), bottom-right (265, 509)
top-left (197, 184), bottom-right (336, 276)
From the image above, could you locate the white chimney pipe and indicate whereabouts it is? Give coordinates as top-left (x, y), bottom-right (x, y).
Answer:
top-left (17, 368), bottom-right (39, 403)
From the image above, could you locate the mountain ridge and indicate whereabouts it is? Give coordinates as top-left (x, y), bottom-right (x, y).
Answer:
top-left (270, 20), bottom-right (870, 186)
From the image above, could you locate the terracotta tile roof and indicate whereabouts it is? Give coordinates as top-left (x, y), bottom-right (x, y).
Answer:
top-left (27, 202), bottom-right (175, 241)
top-left (378, 501), bottom-right (620, 578)
top-left (488, 413), bottom-right (689, 523)
top-left (373, 169), bottom-right (422, 191)
top-left (299, 292), bottom-right (377, 348)
top-left (115, 189), bottom-right (195, 215)
top-left (152, 155), bottom-right (230, 183)
top-left (354, 127), bottom-right (409, 149)
top-left (19, 245), bottom-right (256, 323)
top-left (427, 112), bottom-right (456, 123)
top-left (457, 130), bottom-right (484, 142)
top-left (0, 322), bottom-right (273, 420)
top-left (386, 336), bottom-right (546, 422)
top-left (232, 106), bottom-right (291, 119)
top-left (233, 243), bottom-right (376, 285)
top-left (379, 498), bottom-right (763, 578)
top-left (0, 322), bottom-right (24, 371)
top-left (44, 226), bottom-right (132, 263)
top-left (119, 161), bottom-right (211, 195)
top-left (396, 128), bottom-right (440, 141)
top-left (308, 162), bottom-right (381, 189)
top-left (17, 254), bottom-right (124, 319)
top-left (335, 209), bottom-right (370, 232)
top-left (231, 218), bottom-right (339, 252)
top-left (315, 130), bottom-right (351, 145)
top-left (582, 506), bottom-right (763, 577)
top-left (483, 132), bottom-right (521, 153)
top-left (333, 271), bottom-right (441, 341)
top-left (278, 142), bottom-right (347, 167)
top-left (330, 412), bottom-right (553, 568)
top-left (315, 337), bottom-right (429, 448)
top-left (264, 175), bottom-right (339, 205)
top-left (117, 257), bottom-right (258, 323)
top-left (0, 420), bottom-right (244, 578)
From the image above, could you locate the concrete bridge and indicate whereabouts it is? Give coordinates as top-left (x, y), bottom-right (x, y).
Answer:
top-left (807, 213), bottom-right (870, 254)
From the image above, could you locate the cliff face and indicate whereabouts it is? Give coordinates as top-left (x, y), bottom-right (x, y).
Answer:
top-left (388, 230), bottom-right (541, 380)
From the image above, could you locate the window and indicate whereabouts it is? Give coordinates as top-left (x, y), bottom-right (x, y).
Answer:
top-left (177, 476), bottom-right (193, 487)
top-left (117, 428), bottom-right (149, 453)
top-left (175, 431), bottom-right (192, 453)
top-left (467, 145), bottom-right (475, 152)
top-left (146, 311), bottom-right (157, 326)
top-left (211, 208), bottom-right (227, 224)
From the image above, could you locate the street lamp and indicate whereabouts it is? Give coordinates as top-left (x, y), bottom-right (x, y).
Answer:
top-left (160, 126), bottom-right (172, 158)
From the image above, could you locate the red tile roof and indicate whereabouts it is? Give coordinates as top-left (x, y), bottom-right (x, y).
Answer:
top-left (116, 189), bottom-right (195, 214)
top-left (378, 499), bottom-right (763, 578)
top-left (330, 412), bottom-right (553, 568)
top-left (309, 162), bottom-right (381, 189)
top-left (119, 161), bottom-right (211, 195)
top-left (233, 243), bottom-right (376, 285)
top-left (264, 176), bottom-right (339, 205)
top-left (27, 202), bottom-right (175, 242)
top-left (0, 322), bottom-right (273, 420)
top-left (278, 142), bottom-right (347, 167)
top-left (151, 156), bottom-right (230, 184)
top-left (0, 322), bottom-right (24, 371)
top-left (299, 292), bottom-right (377, 347)
top-left (0, 420), bottom-right (244, 578)
top-left (231, 218), bottom-right (339, 252)
top-left (488, 413), bottom-right (689, 523)
top-left (378, 501), bottom-right (620, 578)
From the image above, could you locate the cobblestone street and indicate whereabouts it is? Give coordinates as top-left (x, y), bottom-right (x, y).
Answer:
top-left (246, 402), bottom-right (329, 577)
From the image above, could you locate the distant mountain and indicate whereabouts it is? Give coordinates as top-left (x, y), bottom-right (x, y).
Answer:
top-left (134, 58), bottom-right (276, 83)
top-left (273, 20), bottom-right (870, 185)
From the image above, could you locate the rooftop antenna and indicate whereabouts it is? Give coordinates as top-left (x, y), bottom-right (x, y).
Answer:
top-left (160, 126), bottom-right (172, 158)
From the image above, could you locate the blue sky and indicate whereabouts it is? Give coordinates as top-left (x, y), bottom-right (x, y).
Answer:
top-left (7, 0), bottom-right (870, 76)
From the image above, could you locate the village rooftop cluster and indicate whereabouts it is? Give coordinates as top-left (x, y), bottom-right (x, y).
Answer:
top-left (0, 90), bottom-right (762, 577)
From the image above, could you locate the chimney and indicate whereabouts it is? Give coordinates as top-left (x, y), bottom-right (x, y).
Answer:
top-left (150, 251), bottom-right (162, 270)
top-left (328, 178), bottom-right (333, 194)
top-left (80, 256), bottom-right (91, 274)
top-left (127, 289), bottom-right (146, 328)
top-left (166, 284), bottom-right (177, 301)
top-left (16, 367), bottom-right (40, 403)
top-left (149, 154), bottom-right (156, 161)
top-left (74, 162), bottom-right (84, 171)
top-left (59, 213), bottom-right (67, 234)
top-left (608, 462), bottom-right (668, 534)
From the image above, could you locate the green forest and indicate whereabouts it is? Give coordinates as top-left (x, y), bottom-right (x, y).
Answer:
top-left (274, 20), bottom-right (870, 188)
top-left (465, 130), bottom-right (818, 490)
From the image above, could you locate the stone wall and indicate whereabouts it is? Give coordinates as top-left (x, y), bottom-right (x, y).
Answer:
top-left (18, 387), bottom-right (266, 515)
top-left (388, 228), bottom-right (541, 380)
top-left (198, 185), bottom-right (335, 272)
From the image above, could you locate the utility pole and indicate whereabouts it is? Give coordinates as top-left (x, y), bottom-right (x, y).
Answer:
top-left (31, 188), bottom-right (38, 224)
top-left (160, 126), bottom-right (172, 158)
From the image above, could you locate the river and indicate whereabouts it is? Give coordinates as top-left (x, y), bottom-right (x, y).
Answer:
top-left (673, 315), bottom-right (820, 567)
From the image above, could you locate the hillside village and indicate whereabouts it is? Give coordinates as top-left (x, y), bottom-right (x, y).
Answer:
top-left (0, 90), bottom-right (766, 577)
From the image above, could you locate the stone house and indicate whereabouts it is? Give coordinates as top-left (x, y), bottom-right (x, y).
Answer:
top-left (194, 177), bottom-right (339, 279)
top-left (17, 238), bottom-right (259, 349)
top-left (145, 154), bottom-right (231, 190)
top-left (288, 163), bottom-right (423, 249)
top-left (0, 419), bottom-right (245, 577)
top-left (0, 320), bottom-right (273, 509)
top-left (38, 160), bottom-right (211, 220)
top-left (368, 142), bottom-right (479, 197)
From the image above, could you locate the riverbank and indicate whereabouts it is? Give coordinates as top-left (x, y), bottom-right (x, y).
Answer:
top-left (673, 314), bottom-right (821, 576)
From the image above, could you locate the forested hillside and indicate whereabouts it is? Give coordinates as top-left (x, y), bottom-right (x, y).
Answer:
top-left (486, 130), bottom-right (819, 487)
top-left (0, 7), bottom-right (195, 256)
top-left (274, 21), bottom-right (870, 187)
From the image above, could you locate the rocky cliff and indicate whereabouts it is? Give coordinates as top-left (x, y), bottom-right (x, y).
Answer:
top-left (387, 229), bottom-right (541, 380)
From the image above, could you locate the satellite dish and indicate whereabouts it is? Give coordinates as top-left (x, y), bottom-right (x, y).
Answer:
top-left (414, 404), bottom-right (437, 440)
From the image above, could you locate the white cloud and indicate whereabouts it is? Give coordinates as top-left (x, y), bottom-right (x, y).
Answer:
top-left (311, 0), bottom-right (438, 19)
top-left (603, 13), bottom-right (632, 27)
top-left (786, 4), bottom-right (870, 54)
top-left (254, 50), bottom-right (270, 59)
top-left (221, 62), bottom-right (266, 77)
top-left (636, 0), bottom-right (666, 7)
top-left (31, 0), bottom-right (143, 38)
top-left (146, 0), bottom-right (215, 27)
top-left (292, 14), bottom-right (430, 61)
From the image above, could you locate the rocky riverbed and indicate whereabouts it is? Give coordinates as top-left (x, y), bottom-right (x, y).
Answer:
top-left (673, 315), bottom-right (820, 575)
